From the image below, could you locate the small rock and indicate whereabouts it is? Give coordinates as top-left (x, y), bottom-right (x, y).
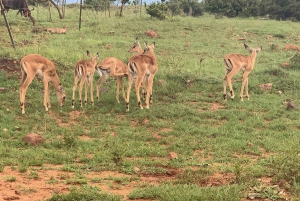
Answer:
top-left (286, 99), bottom-right (298, 110)
top-left (259, 83), bottom-right (272, 91)
top-left (133, 167), bottom-right (140, 173)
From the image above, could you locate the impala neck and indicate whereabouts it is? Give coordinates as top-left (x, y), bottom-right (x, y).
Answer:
top-left (250, 51), bottom-right (257, 65)
top-left (51, 74), bottom-right (63, 92)
top-left (145, 49), bottom-right (157, 64)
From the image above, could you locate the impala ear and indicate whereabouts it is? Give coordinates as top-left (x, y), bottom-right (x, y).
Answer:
top-left (244, 43), bottom-right (252, 52)
top-left (96, 53), bottom-right (100, 58)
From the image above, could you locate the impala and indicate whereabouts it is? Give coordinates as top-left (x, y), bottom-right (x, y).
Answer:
top-left (95, 56), bottom-right (128, 103)
top-left (72, 51), bottom-right (99, 108)
top-left (126, 42), bottom-right (158, 111)
top-left (19, 54), bottom-right (66, 114)
top-left (128, 37), bottom-right (148, 100)
top-left (223, 43), bottom-right (262, 101)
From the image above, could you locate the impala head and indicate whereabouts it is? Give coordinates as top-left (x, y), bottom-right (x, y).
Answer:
top-left (143, 42), bottom-right (155, 54)
top-left (58, 83), bottom-right (66, 106)
top-left (87, 50), bottom-right (100, 65)
top-left (244, 43), bottom-right (262, 54)
top-left (128, 37), bottom-right (142, 53)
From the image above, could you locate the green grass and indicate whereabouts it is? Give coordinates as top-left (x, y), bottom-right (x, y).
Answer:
top-left (1, 4), bottom-right (300, 201)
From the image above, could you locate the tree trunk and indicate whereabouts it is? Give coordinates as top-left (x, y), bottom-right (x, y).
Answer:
top-left (120, 3), bottom-right (124, 17)
top-left (189, 6), bottom-right (192, 16)
top-left (48, 0), bottom-right (52, 21)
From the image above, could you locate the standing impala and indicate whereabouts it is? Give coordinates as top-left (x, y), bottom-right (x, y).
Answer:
top-left (72, 51), bottom-right (99, 108)
top-left (126, 42), bottom-right (158, 111)
top-left (95, 38), bottom-right (146, 104)
top-left (19, 54), bottom-right (66, 114)
top-left (223, 43), bottom-right (262, 101)
top-left (128, 37), bottom-right (148, 100)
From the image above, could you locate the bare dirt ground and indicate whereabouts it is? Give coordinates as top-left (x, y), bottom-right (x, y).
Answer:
top-left (0, 59), bottom-right (285, 201)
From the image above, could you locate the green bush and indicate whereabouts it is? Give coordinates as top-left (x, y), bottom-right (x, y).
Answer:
top-left (146, 2), bottom-right (169, 20)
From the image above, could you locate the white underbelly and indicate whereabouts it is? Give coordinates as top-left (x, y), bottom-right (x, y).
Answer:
top-left (36, 69), bottom-right (44, 77)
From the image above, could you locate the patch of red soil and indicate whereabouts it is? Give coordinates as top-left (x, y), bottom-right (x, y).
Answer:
top-left (0, 58), bottom-right (20, 74)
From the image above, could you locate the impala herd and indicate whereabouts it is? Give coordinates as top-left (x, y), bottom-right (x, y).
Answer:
top-left (18, 38), bottom-right (262, 114)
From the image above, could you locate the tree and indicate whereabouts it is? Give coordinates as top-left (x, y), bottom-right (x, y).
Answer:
top-left (146, 2), bottom-right (169, 19)
top-left (180, 0), bottom-right (203, 16)
top-left (120, 0), bottom-right (130, 16)
top-left (259, 0), bottom-right (300, 21)
top-left (204, 0), bottom-right (260, 18)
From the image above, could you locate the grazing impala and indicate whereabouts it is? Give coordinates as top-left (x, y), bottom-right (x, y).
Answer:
top-left (19, 54), bottom-right (66, 114)
top-left (72, 51), bottom-right (99, 108)
top-left (126, 42), bottom-right (158, 111)
top-left (95, 56), bottom-right (128, 103)
top-left (223, 43), bottom-right (262, 101)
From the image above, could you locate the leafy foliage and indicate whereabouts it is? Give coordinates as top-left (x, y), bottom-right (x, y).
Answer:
top-left (146, 2), bottom-right (169, 19)
top-left (204, 0), bottom-right (300, 21)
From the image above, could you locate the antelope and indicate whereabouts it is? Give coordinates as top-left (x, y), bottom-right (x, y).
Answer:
top-left (19, 54), bottom-right (66, 114)
top-left (223, 43), bottom-right (262, 101)
top-left (72, 51), bottom-right (99, 108)
top-left (128, 37), bottom-right (148, 100)
top-left (126, 42), bottom-right (158, 112)
top-left (95, 56), bottom-right (128, 104)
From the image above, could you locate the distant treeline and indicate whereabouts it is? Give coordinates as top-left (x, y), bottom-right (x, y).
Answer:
top-left (26, 0), bottom-right (300, 21)
top-left (204, 0), bottom-right (300, 21)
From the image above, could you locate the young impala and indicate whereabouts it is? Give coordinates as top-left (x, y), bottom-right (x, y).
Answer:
top-left (126, 42), bottom-right (158, 111)
top-left (223, 43), bottom-right (262, 101)
top-left (72, 51), bottom-right (99, 108)
top-left (128, 37), bottom-right (148, 100)
top-left (95, 56), bottom-right (128, 103)
top-left (19, 54), bottom-right (66, 114)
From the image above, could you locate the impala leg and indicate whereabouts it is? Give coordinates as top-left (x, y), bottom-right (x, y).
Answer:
top-left (84, 77), bottom-right (88, 105)
top-left (19, 68), bottom-right (35, 114)
top-left (223, 76), bottom-right (228, 101)
top-left (149, 77), bottom-right (153, 104)
top-left (115, 77), bottom-right (124, 103)
top-left (240, 72), bottom-right (249, 101)
top-left (20, 78), bottom-right (34, 114)
top-left (120, 77), bottom-right (126, 101)
top-left (47, 84), bottom-right (51, 108)
top-left (245, 78), bottom-right (249, 100)
top-left (227, 76), bottom-right (235, 100)
top-left (126, 73), bottom-right (135, 112)
top-left (145, 74), bottom-right (154, 109)
top-left (78, 77), bottom-right (85, 107)
top-left (72, 76), bottom-right (79, 108)
top-left (135, 74), bottom-right (145, 110)
top-left (89, 74), bottom-right (94, 105)
top-left (110, 61), bottom-right (127, 77)
top-left (96, 74), bottom-right (108, 101)
top-left (43, 80), bottom-right (49, 112)
top-left (142, 76), bottom-right (148, 102)
top-left (20, 84), bottom-right (30, 114)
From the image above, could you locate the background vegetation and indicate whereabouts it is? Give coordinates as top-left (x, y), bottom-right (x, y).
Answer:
top-left (0, 3), bottom-right (300, 201)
